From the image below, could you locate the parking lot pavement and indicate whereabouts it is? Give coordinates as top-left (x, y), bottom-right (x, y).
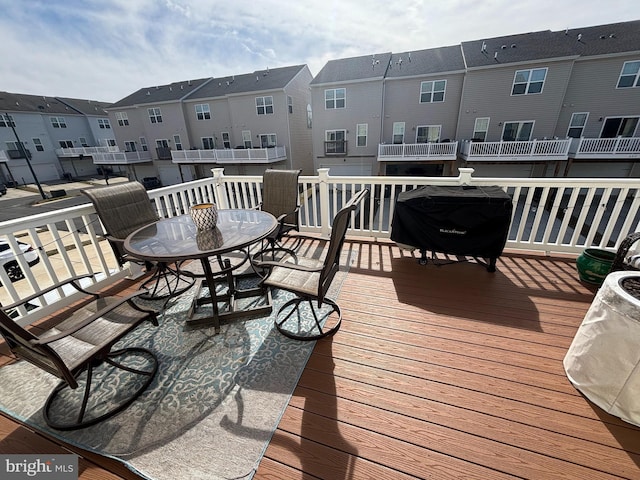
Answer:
top-left (1, 176), bottom-right (130, 202)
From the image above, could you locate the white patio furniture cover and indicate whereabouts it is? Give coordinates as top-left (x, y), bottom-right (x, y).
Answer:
top-left (564, 271), bottom-right (640, 427)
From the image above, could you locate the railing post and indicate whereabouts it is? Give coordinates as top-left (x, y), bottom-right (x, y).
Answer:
top-left (318, 168), bottom-right (331, 238)
top-left (457, 167), bottom-right (475, 186)
top-left (211, 168), bottom-right (229, 209)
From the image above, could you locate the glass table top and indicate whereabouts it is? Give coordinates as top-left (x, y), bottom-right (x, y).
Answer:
top-left (124, 209), bottom-right (277, 262)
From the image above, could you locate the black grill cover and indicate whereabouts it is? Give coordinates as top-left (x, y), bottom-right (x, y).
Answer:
top-left (391, 185), bottom-right (512, 258)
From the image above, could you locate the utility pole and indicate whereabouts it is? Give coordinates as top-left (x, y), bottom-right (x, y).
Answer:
top-left (2, 112), bottom-right (47, 200)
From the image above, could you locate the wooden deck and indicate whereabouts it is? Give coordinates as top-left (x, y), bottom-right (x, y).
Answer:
top-left (2, 238), bottom-right (640, 479)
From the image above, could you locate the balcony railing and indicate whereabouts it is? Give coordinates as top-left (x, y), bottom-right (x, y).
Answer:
top-left (459, 139), bottom-right (572, 161)
top-left (569, 137), bottom-right (640, 159)
top-left (324, 141), bottom-right (347, 156)
top-left (171, 146), bottom-right (287, 164)
top-left (91, 151), bottom-right (153, 164)
top-left (1, 167), bottom-right (638, 326)
top-left (378, 142), bottom-right (458, 161)
top-left (55, 146), bottom-right (120, 157)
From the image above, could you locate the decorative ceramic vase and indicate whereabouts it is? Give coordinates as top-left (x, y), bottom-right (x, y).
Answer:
top-left (576, 248), bottom-right (615, 286)
top-left (190, 203), bottom-right (217, 230)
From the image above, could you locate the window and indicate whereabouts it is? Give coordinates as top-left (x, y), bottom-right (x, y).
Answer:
top-left (115, 112), bottom-right (129, 126)
top-left (356, 124), bottom-right (368, 147)
top-left (156, 139), bottom-right (169, 148)
top-left (288, 96), bottom-right (293, 114)
top-left (156, 139), bottom-right (170, 159)
top-left (195, 104), bottom-right (211, 120)
top-left (202, 137), bottom-right (215, 149)
top-left (98, 119), bottom-right (111, 129)
top-left (601, 116), bottom-right (639, 138)
top-left (32, 138), bottom-right (44, 152)
top-left (392, 122), bottom-right (405, 144)
top-left (106, 139), bottom-right (117, 147)
top-left (242, 130), bottom-right (252, 149)
top-left (472, 117), bottom-right (490, 141)
top-left (59, 140), bottom-right (73, 148)
top-left (173, 135), bottom-right (183, 150)
top-left (617, 61), bottom-right (640, 88)
top-left (124, 141), bottom-right (136, 152)
top-left (79, 137), bottom-right (89, 147)
top-left (502, 121), bottom-right (534, 141)
top-left (139, 137), bottom-right (148, 151)
top-left (568, 113), bottom-right (589, 138)
top-left (256, 96), bottom-right (274, 115)
top-left (222, 132), bottom-right (231, 149)
top-left (148, 108), bottom-right (162, 124)
top-left (325, 88), bottom-right (346, 109)
top-left (512, 68), bottom-right (547, 95)
top-left (325, 130), bottom-right (346, 154)
top-left (419, 80), bottom-right (446, 103)
top-left (50, 117), bottom-right (67, 128)
top-left (416, 125), bottom-right (441, 143)
top-left (0, 114), bottom-right (15, 127)
top-left (259, 134), bottom-right (277, 148)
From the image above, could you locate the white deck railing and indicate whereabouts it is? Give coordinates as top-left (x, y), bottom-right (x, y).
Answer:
top-left (1, 167), bottom-right (638, 324)
top-left (91, 151), bottom-right (153, 164)
top-left (378, 142), bottom-right (458, 160)
top-left (569, 137), bottom-right (640, 159)
top-left (171, 146), bottom-right (287, 164)
top-left (460, 139), bottom-right (572, 161)
top-left (55, 146), bottom-right (120, 157)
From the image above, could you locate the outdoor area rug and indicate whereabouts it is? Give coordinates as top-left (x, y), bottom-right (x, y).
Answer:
top-left (0, 249), bottom-right (355, 480)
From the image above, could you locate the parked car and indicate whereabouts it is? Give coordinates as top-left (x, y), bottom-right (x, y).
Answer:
top-left (141, 177), bottom-right (162, 190)
top-left (0, 239), bottom-right (40, 283)
top-left (0, 183), bottom-right (7, 196)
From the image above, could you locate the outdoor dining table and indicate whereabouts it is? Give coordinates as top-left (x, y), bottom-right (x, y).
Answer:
top-left (124, 208), bottom-right (278, 332)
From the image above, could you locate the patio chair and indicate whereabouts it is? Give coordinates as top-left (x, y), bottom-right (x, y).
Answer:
top-left (0, 274), bottom-right (159, 430)
top-left (82, 181), bottom-right (194, 300)
top-left (610, 231), bottom-right (640, 273)
top-left (255, 169), bottom-right (302, 258)
top-left (255, 189), bottom-right (368, 340)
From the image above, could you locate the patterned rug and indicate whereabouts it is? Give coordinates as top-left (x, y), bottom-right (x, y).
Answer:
top-left (0, 252), bottom-right (353, 479)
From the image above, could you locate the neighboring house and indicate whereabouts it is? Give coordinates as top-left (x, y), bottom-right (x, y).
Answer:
top-left (310, 52), bottom-right (391, 176)
top-left (0, 92), bottom-right (115, 184)
top-left (106, 64), bottom-right (314, 184)
top-left (311, 19), bottom-right (640, 178)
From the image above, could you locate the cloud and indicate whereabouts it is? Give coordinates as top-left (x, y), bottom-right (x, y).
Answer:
top-left (0, 0), bottom-right (637, 102)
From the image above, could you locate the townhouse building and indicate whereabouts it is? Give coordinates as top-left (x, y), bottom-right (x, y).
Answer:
top-left (0, 92), bottom-right (115, 185)
top-left (310, 19), bottom-right (640, 178)
top-left (104, 64), bottom-right (314, 185)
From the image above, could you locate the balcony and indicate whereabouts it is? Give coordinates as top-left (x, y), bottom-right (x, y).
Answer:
top-left (377, 141), bottom-right (458, 162)
top-left (91, 150), bottom-right (153, 164)
top-left (569, 136), bottom-right (640, 159)
top-left (460, 139), bottom-right (572, 162)
top-left (324, 140), bottom-right (347, 156)
top-left (1, 169), bottom-right (639, 479)
top-left (171, 146), bottom-right (287, 164)
top-left (55, 146), bottom-right (120, 158)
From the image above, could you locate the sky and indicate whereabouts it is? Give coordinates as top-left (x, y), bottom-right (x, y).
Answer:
top-left (1, 0), bottom-right (638, 103)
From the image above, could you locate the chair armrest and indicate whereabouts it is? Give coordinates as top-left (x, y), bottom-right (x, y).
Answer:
top-left (1, 274), bottom-right (98, 311)
top-left (253, 259), bottom-right (322, 273)
top-left (32, 290), bottom-right (154, 345)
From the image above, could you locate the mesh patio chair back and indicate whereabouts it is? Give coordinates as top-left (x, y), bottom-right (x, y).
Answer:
top-left (82, 181), bottom-right (159, 264)
top-left (261, 169), bottom-right (301, 237)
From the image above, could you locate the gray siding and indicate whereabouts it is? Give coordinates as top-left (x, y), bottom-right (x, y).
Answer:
top-left (456, 60), bottom-right (574, 141)
top-left (555, 54), bottom-right (640, 138)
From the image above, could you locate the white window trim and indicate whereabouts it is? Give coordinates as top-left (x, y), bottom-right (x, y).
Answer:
top-left (419, 80), bottom-right (447, 103)
top-left (511, 68), bottom-right (548, 96)
top-left (195, 104), bottom-right (211, 120)
top-left (325, 88), bottom-right (346, 109)
top-left (616, 60), bottom-right (640, 89)
top-left (356, 124), bottom-right (368, 147)
top-left (415, 125), bottom-right (441, 143)
top-left (501, 120), bottom-right (535, 141)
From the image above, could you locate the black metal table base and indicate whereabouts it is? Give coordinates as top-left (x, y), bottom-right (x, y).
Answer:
top-left (139, 262), bottom-right (195, 300)
top-left (186, 256), bottom-right (272, 332)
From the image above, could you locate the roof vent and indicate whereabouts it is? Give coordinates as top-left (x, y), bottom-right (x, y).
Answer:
top-left (146, 91), bottom-right (150, 95)
top-left (481, 41), bottom-right (487, 53)
top-left (577, 33), bottom-right (582, 41)
top-left (408, 52), bottom-right (411, 62)
top-left (501, 44), bottom-right (507, 49)
top-left (609, 33), bottom-right (616, 38)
